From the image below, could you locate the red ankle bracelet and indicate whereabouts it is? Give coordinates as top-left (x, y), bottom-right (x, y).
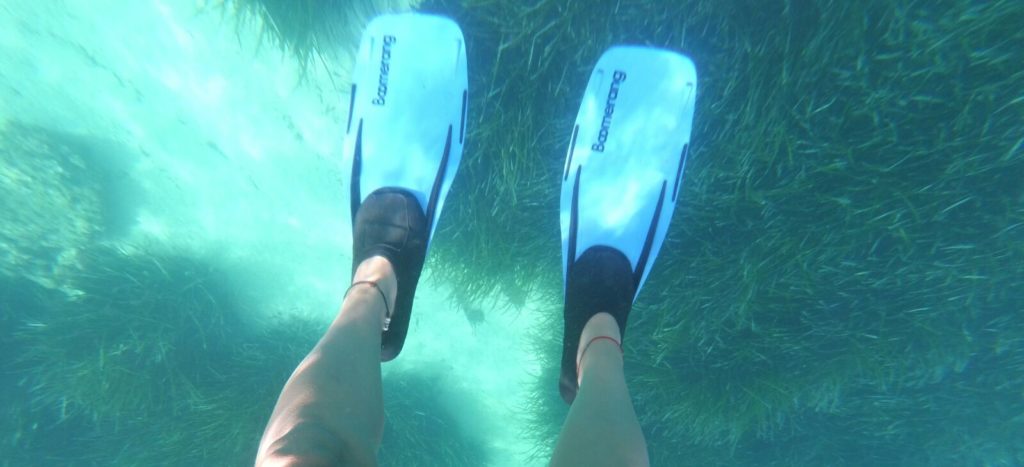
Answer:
top-left (576, 335), bottom-right (623, 383)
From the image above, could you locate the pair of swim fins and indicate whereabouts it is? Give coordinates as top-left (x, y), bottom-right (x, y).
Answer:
top-left (342, 14), bottom-right (697, 404)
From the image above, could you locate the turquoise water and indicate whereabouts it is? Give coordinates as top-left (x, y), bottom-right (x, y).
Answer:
top-left (2, 0), bottom-right (1022, 466)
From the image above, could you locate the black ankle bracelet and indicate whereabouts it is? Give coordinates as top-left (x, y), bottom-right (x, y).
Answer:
top-left (346, 280), bottom-right (392, 330)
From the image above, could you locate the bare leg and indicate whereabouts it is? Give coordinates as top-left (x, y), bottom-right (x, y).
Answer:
top-left (256, 256), bottom-right (397, 467)
top-left (550, 312), bottom-right (649, 467)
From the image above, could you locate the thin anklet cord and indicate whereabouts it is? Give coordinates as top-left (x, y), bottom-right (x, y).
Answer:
top-left (346, 280), bottom-right (392, 330)
top-left (577, 335), bottom-right (623, 385)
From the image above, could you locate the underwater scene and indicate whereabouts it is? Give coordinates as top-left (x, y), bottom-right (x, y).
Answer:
top-left (1, 0), bottom-right (1021, 465)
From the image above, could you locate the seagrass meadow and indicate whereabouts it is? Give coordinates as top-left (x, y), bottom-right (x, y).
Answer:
top-left (1, 246), bottom-right (486, 466)
top-left (1, 0), bottom-right (1021, 465)
top-left (416, 0), bottom-right (1024, 464)
top-left (204, 0), bottom-right (1024, 463)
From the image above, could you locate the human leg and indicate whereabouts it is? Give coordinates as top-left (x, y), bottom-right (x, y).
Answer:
top-left (256, 179), bottom-right (431, 466)
top-left (255, 256), bottom-right (396, 467)
top-left (550, 312), bottom-right (649, 467)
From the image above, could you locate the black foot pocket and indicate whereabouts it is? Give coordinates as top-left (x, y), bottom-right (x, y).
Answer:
top-left (559, 245), bottom-right (637, 404)
top-left (352, 187), bottom-right (429, 361)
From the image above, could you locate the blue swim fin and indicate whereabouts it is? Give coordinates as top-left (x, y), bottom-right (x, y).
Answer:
top-left (559, 46), bottom-right (698, 403)
top-left (343, 13), bottom-right (468, 361)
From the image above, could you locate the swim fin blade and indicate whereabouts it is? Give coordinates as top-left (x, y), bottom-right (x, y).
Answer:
top-left (560, 46), bottom-right (697, 301)
top-left (344, 13), bottom-right (468, 243)
top-left (558, 46), bottom-right (697, 403)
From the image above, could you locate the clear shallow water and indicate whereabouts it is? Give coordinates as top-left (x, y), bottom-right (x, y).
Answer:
top-left (2, 0), bottom-right (1022, 466)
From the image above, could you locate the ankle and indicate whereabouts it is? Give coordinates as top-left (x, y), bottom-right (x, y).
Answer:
top-left (576, 312), bottom-right (623, 385)
top-left (349, 256), bottom-right (398, 325)
top-left (354, 255), bottom-right (397, 295)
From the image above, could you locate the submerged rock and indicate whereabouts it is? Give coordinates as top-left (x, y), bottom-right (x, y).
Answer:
top-left (0, 121), bottom-right (103, 288)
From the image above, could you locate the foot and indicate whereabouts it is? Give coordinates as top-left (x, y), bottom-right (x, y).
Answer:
top-left (352, 187), bottom-right (429, 361)
top-left (560, 246), bottom-right (636, 404)
top-left (576, 312), bottom-right (623, 386)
